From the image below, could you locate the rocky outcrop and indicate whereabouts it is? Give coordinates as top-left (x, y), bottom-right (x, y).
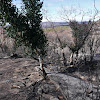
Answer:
top-left (0, 58), bottom-right (100, 100)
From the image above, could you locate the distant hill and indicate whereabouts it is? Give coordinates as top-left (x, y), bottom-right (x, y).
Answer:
top-left (41, 21), bottom-right (90, 28)
top-left (41, 22), bottom-right (69, 28)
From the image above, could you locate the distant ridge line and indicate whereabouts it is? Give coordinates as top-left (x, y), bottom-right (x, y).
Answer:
top-left (41, 21), bottom-right (89, 28)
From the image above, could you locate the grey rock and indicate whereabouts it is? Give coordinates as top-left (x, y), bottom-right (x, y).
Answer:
top-left (37, 88), bottom-right (43, 95)
top-left (48, 73), bottom-right (100, 100)
top-left (42, 84), bottom-right (49, 93)
top-left (50, 96), bottom-right (59, 100)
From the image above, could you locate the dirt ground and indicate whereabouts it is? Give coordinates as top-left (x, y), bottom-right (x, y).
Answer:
top-left (0, 56), bottom-right (100, 100)
top-left (0, 58), bottom-right (43, 100)
top-left (0, 57), bottom-right (67, 100)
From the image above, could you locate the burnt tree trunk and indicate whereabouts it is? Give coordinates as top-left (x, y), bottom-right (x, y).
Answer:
top-left (39, 56), bottom-right (47, 79)
top-left (70, 53), bottom-right (74, 65)
top-left (62, 49), bottom-right (67, 67)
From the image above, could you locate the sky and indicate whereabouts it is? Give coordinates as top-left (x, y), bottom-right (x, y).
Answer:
top-left (13, 0), bottom-right (100, 22)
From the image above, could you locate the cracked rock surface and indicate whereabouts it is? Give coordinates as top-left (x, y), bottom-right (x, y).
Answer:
top-left (0, 58), bottom-right (100, 100)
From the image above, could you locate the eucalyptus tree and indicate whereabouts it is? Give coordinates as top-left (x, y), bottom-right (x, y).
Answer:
top-left (0, 0), bottom-right (47, 78)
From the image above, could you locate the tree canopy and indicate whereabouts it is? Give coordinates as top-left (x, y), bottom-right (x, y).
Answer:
top-left (68, 20), bottom-right (92, 55)
top-left (0, 0), bottom-right (47, 57)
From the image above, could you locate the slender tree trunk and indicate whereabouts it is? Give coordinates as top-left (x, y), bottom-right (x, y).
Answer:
top-left (62, 49), bottom-right (67, 67)
top-left (38, 56), bottom-right (47, 79)
top-left (70, 53), bottom-right (74, 65)
top-left (90, 54), bottom-right (94, 62)
top-left (76, 51), bottom-right (78, 58)
top-left (76, 51), bottom-right (79, 64)
top-left (90, 47), bottom-right (93, 62)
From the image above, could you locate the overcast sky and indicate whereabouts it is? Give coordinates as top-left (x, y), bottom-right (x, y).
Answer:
top-left (13, 0), bottom-right (100, 22)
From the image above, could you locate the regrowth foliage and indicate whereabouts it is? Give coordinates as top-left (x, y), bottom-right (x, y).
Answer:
top-left (69, 20), bottom-right (92, 55)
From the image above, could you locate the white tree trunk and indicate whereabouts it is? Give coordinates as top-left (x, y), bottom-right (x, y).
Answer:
top-left (70, 53), bottom-right (74, 65)
top-left (62, 49), bottom-right (67, 67)
top-left (38, 56), bottom-right (47, 79)
top-left (38, 56), bottom-right (43, 70)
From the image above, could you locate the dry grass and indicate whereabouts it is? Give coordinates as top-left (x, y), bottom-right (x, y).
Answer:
top-left (43, 26), bottom-right (70, 32)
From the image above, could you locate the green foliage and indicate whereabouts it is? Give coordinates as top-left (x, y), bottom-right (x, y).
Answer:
top-left (69, 20), bottom-right (92, 54)
top-left (0, 0), bottom-right (47, 57)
